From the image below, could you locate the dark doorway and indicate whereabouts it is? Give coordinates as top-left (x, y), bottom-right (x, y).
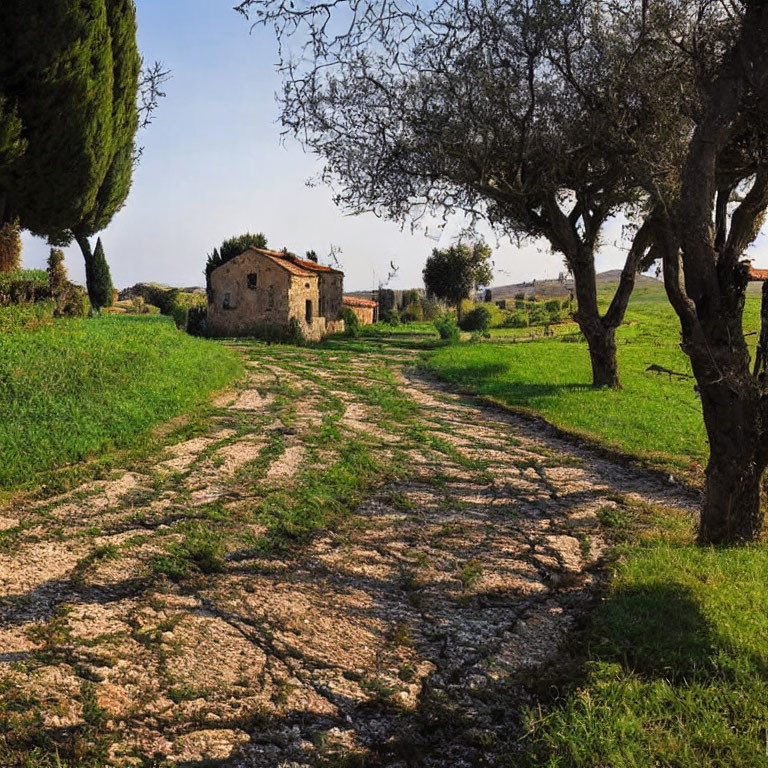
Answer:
top-left (305, 299), bottom-right (313, 323)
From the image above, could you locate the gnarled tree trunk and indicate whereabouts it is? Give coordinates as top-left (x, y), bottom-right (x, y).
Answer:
top-left (687, 337), bottom-right (767, 543)
top-left (566, 217), bottom-right (657, 389)
top-left (699, 393), bottom-right (765, 543)
top-left (657, 0), bottom-right (768, 544)
top-left (582, 321), bottom-right (620, 388)
top-left (569, 247), bottom-right (621, 388)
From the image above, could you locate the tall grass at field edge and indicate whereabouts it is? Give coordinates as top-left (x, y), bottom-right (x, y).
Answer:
top-left (0, 313), bottom-right (242, 490)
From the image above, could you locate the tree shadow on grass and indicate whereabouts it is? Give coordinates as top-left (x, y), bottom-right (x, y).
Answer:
top-left (587, 581), bottom-right (713, 683)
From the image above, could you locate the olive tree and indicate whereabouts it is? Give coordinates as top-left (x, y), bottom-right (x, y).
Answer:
top-left (423, 241), bottom-right (492, 319)
top-left (647, 0), bottom-right (768, 544)
top-left (236, 0), bottom-right (682, 387)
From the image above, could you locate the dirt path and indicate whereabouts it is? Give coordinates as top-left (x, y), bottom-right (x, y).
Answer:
top-left (0, 340), bottom-right (695, 767)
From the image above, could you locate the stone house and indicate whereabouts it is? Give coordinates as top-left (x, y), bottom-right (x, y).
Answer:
top-left (342, 295), bottom-right (378, 325)
top-left (207, 247), bottom-right (344, 340)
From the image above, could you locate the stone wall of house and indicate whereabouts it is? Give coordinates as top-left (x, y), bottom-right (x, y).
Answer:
top-left (317, 272), bottom-right (343, 321)
top-left (345, 305), bottom-right (376, 325)
top-left (286, 274), bottom-right (329, 341)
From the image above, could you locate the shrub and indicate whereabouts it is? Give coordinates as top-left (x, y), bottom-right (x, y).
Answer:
top-left (459, 298), bottom-right (475, 318)
top-left (143, 285), bottom-right (177, 315)
top-left (341, 306), bottom-right (361, 337)
top-left (503, 310), bottom-right (529, 328)
top-left (383, 309), bottom-right (400, 325)
top-left (47, 249), bottom-right (67, 294)
top-left (0, 300), bottom-right (56, 331)
top-left (187, 305), bottom-right (208, 337)
top-left (400, 299), bottom-right (423, 322)
top-left (529, 306), bottom-right (550, 326)
top-left (131, 296), bottom-right (146, 313)
top-left (545, 299), bottom-right (562, 313)
top-left (515, 298), bottom-right (526, 309)
top-left (48, 249), bottom-right (88, 318)
top-left (170, 301), bottom-right (188, 331)
top-left (0, 220), bottom-right (21, 273)
top-left (483, 302), bottom-right (505, 327)
top-left (420, 296), bottom-right (442, 320)
top-left (459, 305), bottom-right (492, 332)
top-left (549, 310), bottom-right (563, 324)
top-left (434, 313), bottom-right (460, 342)
top-left (561, 298), bottom-right (572, 310)
top-left (514, 292), bottom-right (526, 301)
top-left (0, 269), bottom-right (49, 306)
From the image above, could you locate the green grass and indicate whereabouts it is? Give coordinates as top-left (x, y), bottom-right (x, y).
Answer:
top-left (0, 313), bottom-right (242, 491)
top-left (520, 506), bottom-right (768, 768)
top-left (423, 281), bottom-right (764, 476)
top-left (356, 320), bottom-right (438, 336)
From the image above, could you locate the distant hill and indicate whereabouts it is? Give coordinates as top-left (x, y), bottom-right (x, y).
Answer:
top-left (488, 270), bottom-right (661, 301)
top-left (347, 271), bottom-right (663, 304)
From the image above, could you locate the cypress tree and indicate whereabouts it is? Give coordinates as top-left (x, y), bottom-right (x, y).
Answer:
top-left (87, 238), bottom-right (115, 312)
top-left (0, 219), bottom-right (21, 273)
top-left (0, 94), bottom-right (25, 224)
top-left (71, 0), bottom-right (142, 307)
top-left (0, 1), bottom-right (115, 241)
top-left (47, 248), bottom-right (68, 295)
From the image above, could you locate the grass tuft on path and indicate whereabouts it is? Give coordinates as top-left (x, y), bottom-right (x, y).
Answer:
top-left (0, 313), bottom-right (242, 491)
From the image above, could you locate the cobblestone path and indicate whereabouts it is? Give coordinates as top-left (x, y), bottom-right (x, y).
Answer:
top-left (0, 340), bottom-right (695, 767)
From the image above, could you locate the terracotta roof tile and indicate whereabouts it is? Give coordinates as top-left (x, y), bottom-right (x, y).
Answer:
top-left (748, 267), bottom-right (768, 281)
top-left (246, 247), bottom-right (343, 276)
top-left (244, 248), bottom-right (316, 277)
top-left (291, 257), bottom-right (343, 274)
top-left (343, 296), bottom-right (378, 308)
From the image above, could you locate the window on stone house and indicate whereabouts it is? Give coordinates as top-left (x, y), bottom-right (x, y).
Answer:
top-left (305, 299), bottom-right (313, 323)
top-left (267, 285), bottom-right (275, 310)
top-left (223, 292), bottom-right (232, 310)
top-left (247, 273), bottom-right (258, 289)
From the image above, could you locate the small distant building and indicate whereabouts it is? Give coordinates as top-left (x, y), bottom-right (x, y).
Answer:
top-left (343, 295), bottom-right (378, 325)
top-left (207, 247), bottom-right (344, 340)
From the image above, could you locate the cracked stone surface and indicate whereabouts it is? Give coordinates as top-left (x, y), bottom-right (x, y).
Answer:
top-left (0, 340), bottom-right (695, 767)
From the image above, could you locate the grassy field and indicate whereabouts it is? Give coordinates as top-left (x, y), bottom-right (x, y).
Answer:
top-left (521, 498), bottom-right (768, 768)
top-left (0, 313), bottom-right (242, 493)
top-left (423, 280), bottom-right (764, 478)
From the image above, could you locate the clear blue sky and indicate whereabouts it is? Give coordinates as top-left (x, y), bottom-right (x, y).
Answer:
top-left (20, 0), bottom-right (768, 291)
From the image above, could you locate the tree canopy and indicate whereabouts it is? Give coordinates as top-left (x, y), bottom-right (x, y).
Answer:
top-left (423, 241), bottom-right (492, 317)
top-left (0, 0), bottom-right (167, 307)
top-left (205, 232), bottom-right (269, 292)
top-left (237, 0), bottom-right (690, 387)
top-left (73, 0), bottom-right (141, 243)
top-left (0, 1), bottom-right (116, 242)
